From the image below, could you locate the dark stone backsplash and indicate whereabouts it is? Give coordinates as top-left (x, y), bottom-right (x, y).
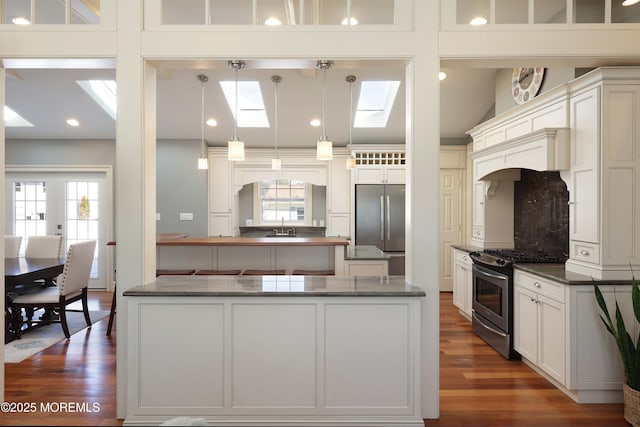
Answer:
top-left (514, 170), bottom-right (569, 258)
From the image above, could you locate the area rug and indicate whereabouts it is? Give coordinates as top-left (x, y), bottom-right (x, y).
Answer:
top-left (4, 310), bottom-right (110, 363)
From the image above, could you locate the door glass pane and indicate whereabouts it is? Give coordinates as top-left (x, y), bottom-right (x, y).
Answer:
top-left (211, 0), bottom-right (252, 24)
top-left (35, 0), bottom-right (65, 24)
top-left (3, 0), bottom-right (30, 25)
top-left (534, 0), bottom-right (566, 23)
top-left (13, 181), bottom-right (47, 254)
top-left (351, 0), bottom-right (394, 25)
top-left (612, 1), bottom-right (640, 23)
top-left (71, 0), bottom-right (101, 24)
top-left (495, 0), bottom-right (528, 24)
top-left (457, 0), bottom-right (489, 25)
top-left (574, 0), bottom-right (604, 23)
top-left (66, 180), bottom-right (100, 278)
top-left (163, 0), bottom-right (205, 24)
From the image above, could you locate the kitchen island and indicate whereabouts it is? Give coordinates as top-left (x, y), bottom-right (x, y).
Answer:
top-left (156, 237), bottom-right (389, 276)
top-left (122, 275), bottom-right (425, 426)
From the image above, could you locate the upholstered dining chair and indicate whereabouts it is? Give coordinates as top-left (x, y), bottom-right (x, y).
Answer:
top-left (4, 235), bottom-right (22, 258)
top-left (10, 240), bottom-right (97, 339)
top-left (25, 235), bottom-right (63, 258)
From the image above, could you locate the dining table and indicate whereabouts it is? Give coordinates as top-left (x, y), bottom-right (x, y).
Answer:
top-left (4, 257), bottom-right (66, 343)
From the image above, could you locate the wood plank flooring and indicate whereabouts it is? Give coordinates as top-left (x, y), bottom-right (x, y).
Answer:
top-left (433, 292), bottom-right (627, 427)
top-left (0, 291), bottom-right (628, 426)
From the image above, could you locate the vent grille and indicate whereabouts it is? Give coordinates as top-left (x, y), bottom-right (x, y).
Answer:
top-left (354, 151), bottom-right (405, 166)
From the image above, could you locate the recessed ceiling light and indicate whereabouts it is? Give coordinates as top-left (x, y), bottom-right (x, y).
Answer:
top-left (264, 17), bottom-right (282, 26)
top-left (470, 16), bottom-right (488, 25)
top-left (12, 16), bottom-right (30, 25)
top-left (310, 119), bottom-right (321, 127)
top-left (341, 17), bottom-right (358, 25)
top-left (206, 118), bottom-right (217, 127)
top-left (66, 118), bottom-right (80, 127)
top-left (622, 0), bottom-right (640, 5)
top-left (439, 72), bottom-right (447, 81)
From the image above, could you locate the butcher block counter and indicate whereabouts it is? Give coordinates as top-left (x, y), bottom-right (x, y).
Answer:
top-left (156, 236), bottom-right (352, 275)
top-left (156, 236), bottom-right (350, 247)
top-left (123, 275), bottom-right (425, 426)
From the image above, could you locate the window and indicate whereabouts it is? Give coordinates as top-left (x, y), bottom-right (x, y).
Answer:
top-left (258, 179), bottom-right (309, 224)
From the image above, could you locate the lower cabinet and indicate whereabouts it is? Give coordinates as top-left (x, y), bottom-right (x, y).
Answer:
top-left (344, 260), bottom-right (389, 276)
top-left (513, 269), bottom-right (632, 403)
top-left (513, 279), bottom-right (566, 385)
top-left (452, 248), bottom-right (472, 320)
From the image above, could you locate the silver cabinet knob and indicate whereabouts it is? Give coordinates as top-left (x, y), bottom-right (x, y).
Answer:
top-left (534, 282), bottom-right (541, 288)
top-left (580, 250), bottom-right (590, 256)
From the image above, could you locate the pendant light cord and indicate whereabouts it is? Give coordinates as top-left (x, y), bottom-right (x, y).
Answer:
top-left (349, 78), bottom-right (353, 150)
top-left (234, 65), bottom-right (239, 141)
top-left (201, 77), bottom-right (205, 157)
top-left (274, 77), bottom-right (279, 156)
top-left (322, 65), bottom-right (327, 140)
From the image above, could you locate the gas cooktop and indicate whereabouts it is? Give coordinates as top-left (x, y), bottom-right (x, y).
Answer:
top-left (482, 248), bottom-right (568, 264)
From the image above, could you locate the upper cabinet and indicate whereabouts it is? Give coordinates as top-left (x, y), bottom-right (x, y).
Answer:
top-left (468, 67), bottom-right (640, 279)
top-left (353, 150), bottom-right (406, 184)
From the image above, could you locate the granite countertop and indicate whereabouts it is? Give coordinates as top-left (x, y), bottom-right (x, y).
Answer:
top-left (344, 245), bottom-right (390, 261)
top-left (123, 275), bottom-right (425, 297)
top-left (451, 244), bottom-right (483, 254)
top-left (514, 263), bottom-right (635, 285)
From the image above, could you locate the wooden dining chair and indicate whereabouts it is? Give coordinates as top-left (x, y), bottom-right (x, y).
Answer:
top-left (25, 235), bottom-right (63, 259)
top-left (4, 236), bottom-right (22, 258)
top-left (10, 240), bottom-right (97, 339)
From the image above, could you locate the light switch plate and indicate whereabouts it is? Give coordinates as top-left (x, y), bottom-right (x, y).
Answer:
top-left (156, 213), bottom-right (161, 220)
top-left (179, 212), bottom-right (193, 221)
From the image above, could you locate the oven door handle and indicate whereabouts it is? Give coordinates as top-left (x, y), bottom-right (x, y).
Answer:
top-left (474, 268), bottom-right (508, 281)
top-left (472, 311), bottom-right (507, 338)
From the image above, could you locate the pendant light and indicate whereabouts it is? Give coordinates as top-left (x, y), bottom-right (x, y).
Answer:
top-left (197, 74), bottom-right (209, 170)
top-left (271, 75), bottom-right (282, 170)
top-left (228, 60), bottom-right (246, 161)
top-left (316, 60), bottom-right (333, 160)
top-left (345, 75), bottom-right (356, 170)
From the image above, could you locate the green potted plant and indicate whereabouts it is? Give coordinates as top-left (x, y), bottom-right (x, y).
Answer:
top-left (594, 275), bottom-right (640, 427)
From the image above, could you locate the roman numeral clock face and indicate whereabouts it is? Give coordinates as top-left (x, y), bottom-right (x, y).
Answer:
top-left (512, 67), bottom-right (545, 104)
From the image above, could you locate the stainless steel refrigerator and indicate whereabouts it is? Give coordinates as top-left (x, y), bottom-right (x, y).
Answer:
top-left (355, 184), bottom-right (405, 252)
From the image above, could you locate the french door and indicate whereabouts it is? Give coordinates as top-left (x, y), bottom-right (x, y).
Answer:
top-left (4, 170), bottom-right (110, 289)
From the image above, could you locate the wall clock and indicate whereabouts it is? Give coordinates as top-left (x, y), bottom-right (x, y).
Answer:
top-left (511, 67), bottom-right (545, 104)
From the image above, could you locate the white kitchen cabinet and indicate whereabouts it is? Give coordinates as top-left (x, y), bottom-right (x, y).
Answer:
top-left (513, 268), bottom-right (637, 403)
top-left (326, 156), bottom-right (351, 237)
top-left (354, 165), bottom-right (405, 184)
top-left (451, 248), bottom-right (472, 320)
top-left (513, 272), bottom-right (566, 385)
top-left (344, 260), bottom-right (389, 276)
top-left (208, 153), bottom-right (233, 236)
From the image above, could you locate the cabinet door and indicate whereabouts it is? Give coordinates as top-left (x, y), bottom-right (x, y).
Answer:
top-left (463, 264), bottom-right (473, 319)
top-left (514, 285), bottom-right (538, 363)
top-left (328, 157), bottom-right (350, 213)
top-left (569, 87), bottom-right (600, 244)
top-left (354, 166), bottom-right (385, 184)
top-left (209, 156), bottom-right (231, 213)
top-left (452, 261), bottom-right (466, 311)
top-left (385, 166), bottom-right (405, 184)
top-left (538, 294), bottom-right (566, 384)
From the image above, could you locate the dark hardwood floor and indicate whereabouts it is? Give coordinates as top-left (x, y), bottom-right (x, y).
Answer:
top-left (0, 290), bottom-right (628, 426)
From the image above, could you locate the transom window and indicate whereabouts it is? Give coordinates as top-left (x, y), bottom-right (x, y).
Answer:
top-left (259, 179), bottom-right (307, 224)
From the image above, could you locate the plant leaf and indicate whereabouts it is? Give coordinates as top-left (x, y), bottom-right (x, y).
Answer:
top-left (615, 301), bottom-right (633, 382)
top-left (594, 284), bottom-right (614, 331)
top-left (632, 275), bottom-right (640, 325)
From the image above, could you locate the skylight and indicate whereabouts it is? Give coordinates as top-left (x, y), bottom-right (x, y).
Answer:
top-left (4, 106), bottom-right (33, 127)
top-left (76, 80), bottom-right (117, 119)
top-left (354, 81), bottom-right (400, 128)
top-left (219, 81), bottom-right (269, 128)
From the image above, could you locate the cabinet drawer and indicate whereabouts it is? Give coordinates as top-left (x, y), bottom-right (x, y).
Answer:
top-left (453, 249), bottom-right (472, 265)
top-left (571, 241), bottom-right (600, 265)
top-left (514, 270), bottom-right (565, 303)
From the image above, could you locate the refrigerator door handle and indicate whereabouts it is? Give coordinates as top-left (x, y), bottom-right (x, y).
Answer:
top-left (380, 195), bottom-right (384, 241)
top-left (386, 195), bottom-right (391, 241)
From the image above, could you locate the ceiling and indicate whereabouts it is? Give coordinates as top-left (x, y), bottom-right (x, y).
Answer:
top-left (3, 59), bottom-right (497, 148)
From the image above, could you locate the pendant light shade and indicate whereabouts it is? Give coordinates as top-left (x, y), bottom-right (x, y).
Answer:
top-left (345, 75), bottom-right (356, 170)
top-left (271, 75), bottom-right (282, 170)
top-left (228, 60), bottom-right (246, 161)
top-left (316, 60), bottom-right (333, 160)
top-left (197, 74), bottom-right (209, 170)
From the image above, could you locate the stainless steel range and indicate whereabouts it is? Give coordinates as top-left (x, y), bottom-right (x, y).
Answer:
top-left (468, 249), bottom-right (567, 360)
